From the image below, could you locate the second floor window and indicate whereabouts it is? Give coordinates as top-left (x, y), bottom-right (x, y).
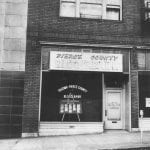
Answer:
top-left (145, 0), bottom-right (150, 21)
top-left (60, 0), bottom-right (122, 20)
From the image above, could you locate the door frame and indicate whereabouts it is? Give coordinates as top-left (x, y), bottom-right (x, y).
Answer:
top-left (103, 88), bottom-right (125, 130)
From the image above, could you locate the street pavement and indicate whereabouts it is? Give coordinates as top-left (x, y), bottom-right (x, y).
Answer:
top-left (1, 130), bottom-right (150, 150)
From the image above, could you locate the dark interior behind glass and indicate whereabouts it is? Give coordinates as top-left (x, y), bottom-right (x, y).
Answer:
top-left (40, 71), bottom-right (102, 122)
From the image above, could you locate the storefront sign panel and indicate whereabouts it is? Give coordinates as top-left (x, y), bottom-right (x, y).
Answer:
top-left (50, 51), bottom-right (123, 72)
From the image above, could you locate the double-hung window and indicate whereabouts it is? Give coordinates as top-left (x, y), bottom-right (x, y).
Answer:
top-left (106, 0), bottom-right (121, 20)
top-left (80, 0), bottom-right (102, 19)
top-left (60, 0), bottom-right (76, 17)
top-left (60, 0), bottom-right (122, 20)
top-left (145, 0), bottom-right (150, 21)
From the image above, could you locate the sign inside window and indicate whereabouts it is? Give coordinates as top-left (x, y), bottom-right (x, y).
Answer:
top-left (58, 85), bottom-right (88, 93)
top-left (58, 85), bottom-right (87, 115)
top-left (60, 100), bottom-right (82, 114)
top-left (50, 51), bottom-right (123, 72)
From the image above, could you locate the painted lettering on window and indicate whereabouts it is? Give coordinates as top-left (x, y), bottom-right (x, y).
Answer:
top-left (58, 85), bottom-right (88, 93)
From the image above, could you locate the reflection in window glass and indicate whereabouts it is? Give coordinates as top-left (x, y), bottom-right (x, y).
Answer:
top-left (80, 3), bottom-right (102, 19)
top-left (145, 0), bottom-right (150, 8)
top-left (105, 73), bottom-right (123, 88)
top-left (106, 6), bottom-right (120, 20)
top-left (145, 12), bottom-right (150, 21)
top-left (59, 0), bottom-right (122, 20)
top-left (148, 2), bottom-right (150, 8)
top-left (40, 71), bottom-right (102, 122)
top-left (144, 0), bottom-right (150, 21)
top-left (60, 2), bottom-right (76, 17)
top-left (137, 52), bottom-right (146, 70)
top-left (107, 0), bottom-right (120, 5)
top-left (107, 92), bottom-right (121, 121)
top-left (137, 50), bottom-right (150, 70)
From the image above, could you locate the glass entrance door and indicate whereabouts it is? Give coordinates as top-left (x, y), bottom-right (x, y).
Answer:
top-left (105, 90), bottom-right (123, 129)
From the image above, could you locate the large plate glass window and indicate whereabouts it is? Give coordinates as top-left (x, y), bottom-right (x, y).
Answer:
top-left (40, 71), bottom-right (102, 122)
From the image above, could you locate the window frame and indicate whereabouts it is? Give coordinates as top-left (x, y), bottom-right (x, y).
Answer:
top-left (147, 2), bottom-right (150, 8)
top-left (144, 0), bottom-right (150, 21)
top-left (60, 0), bottom-right (76, 17)
top-left (106, 4), bottom-right (121, 20)
top-left (59, 0), bottom-right (122, 21)
top-left (79, 2), bottom-right (103, 19)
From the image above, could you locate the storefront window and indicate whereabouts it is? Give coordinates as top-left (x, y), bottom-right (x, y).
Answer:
top-left (139, 72), bottom-right (150, 117)
top-left (40, 71), bottom-right (102, 122)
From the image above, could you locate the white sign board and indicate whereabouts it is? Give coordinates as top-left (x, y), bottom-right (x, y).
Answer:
top-left (146, 98), bottom-right (150, 107)
top-left (50, 51), bottom-right (123, 72)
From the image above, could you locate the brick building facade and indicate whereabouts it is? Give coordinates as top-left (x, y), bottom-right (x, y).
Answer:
top-left (21, 0), bottom-right (150, 137)
top-left (1, 0), bottom-right (150, 138)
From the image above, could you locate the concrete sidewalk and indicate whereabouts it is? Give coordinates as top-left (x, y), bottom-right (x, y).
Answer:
top-left (1, 130), bottom-right (150, 150)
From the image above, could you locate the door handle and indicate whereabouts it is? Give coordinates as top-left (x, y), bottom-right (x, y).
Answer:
top-left (105, 110), bottom-right (107, 116)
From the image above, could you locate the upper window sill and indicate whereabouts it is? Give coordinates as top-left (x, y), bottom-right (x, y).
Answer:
top-left (59, 16), bottom-right (123, 23)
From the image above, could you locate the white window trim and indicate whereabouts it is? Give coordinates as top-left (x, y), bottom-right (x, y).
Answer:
top-left (60, 0), bottom-right (122, 21)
